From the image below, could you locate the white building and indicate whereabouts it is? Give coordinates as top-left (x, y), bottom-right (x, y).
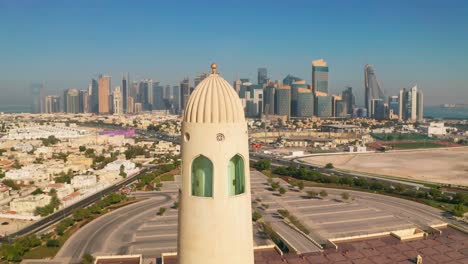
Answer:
top-left (178, 64), bottom-right (254, 264)
top-left (10, 194), bottom-right (51, 215)
top-left (44, 183), bottom-right (74, 199)
top-left (5, 164), bottom-right (49, 183)
top-left (423, 122), bottom-right (447, 136)
top-left (104, 159), bottom-right (136, 174)
top-left (71, 174), bottom-right (97, 189)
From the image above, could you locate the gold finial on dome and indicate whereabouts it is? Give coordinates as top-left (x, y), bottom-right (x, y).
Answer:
top-left (211, 63), bottom-right (217, 74)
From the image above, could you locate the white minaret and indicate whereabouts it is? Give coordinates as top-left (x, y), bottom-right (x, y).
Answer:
top-left (177, 64), bottom-right (254, 264)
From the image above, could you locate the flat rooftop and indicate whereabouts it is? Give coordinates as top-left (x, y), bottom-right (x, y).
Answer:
top-left (162, 227), bottom-right (468, 263)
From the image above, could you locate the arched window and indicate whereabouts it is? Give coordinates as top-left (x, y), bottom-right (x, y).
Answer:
top-left (228, 155), bottom-right (245, 196)
top-left (191, 155), bottom-right (213, 197)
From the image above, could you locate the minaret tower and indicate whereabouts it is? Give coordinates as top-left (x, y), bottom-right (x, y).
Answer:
top-left (177, 64), bottom-right (254, 264)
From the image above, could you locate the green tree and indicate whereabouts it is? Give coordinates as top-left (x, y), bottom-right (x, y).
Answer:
top-left (81, 253), bottom-right (95, 264)
top-left (79, 146), bottom-right (86, 152)
top-left (252, 159), bottom-right (271, 171)
top-left (31, 188), bottom-right (43, 195)
top-left (297, 181), bottom-right (305, 190)
top-left (158, 207), bottom-right (167, 216)
top-left (325, 163), bottom-right (334, 169)
top-left (2, 179), bottom-right (20, 190)
top-left (270, 181), bottom-right (280, 190)
top-left (46, 239), bottom-right (60, 247)
top-left (319, 190), bottom-right (328, 198)
top-left (252, 211), bottom-right (263, 222)
top-left (341, 192), bottom-right (350, 200)
top-left (279, 187), bottom-right (286, 195)
top-left (306, 190), bottom-right (318, 198)
top-left (452, 203), bottom-right (467, 217)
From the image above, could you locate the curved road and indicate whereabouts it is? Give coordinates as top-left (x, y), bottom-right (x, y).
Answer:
top-left (55, 193), bottom-right (172, 263)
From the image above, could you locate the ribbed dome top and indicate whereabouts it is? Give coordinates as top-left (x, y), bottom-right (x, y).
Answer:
top-left (183, 73), bottom-right (245, 124)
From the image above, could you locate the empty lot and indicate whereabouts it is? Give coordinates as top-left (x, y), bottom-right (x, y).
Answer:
top-left (300, 147), bottom-right (468, 186)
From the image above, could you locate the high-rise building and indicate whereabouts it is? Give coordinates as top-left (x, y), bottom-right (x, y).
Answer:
top-left (134, 102), bottom-right (142, 113)
top-left (341, 87), bottom-right (355, 115)
top-left (194, 73), bottom-right (209, 87)
top-left (180, 78), bottom-right (190, 114)
top-left (282, 74), bottom-right (302, 86)
top-left (233, 79), bottom-right (242, 95)
top-left (399, 85), bottom-right (423, 122)
top-left (275, 87), bottom-right (291, 118)
top-left (245, 85), bottom-right (263, 117)
top-left (263, 84), bottom-right (276, 115)
top-left (178, 64), bottom-right (254, 264)
top-left (152, 83), bottom-right (165, 110)
top-left (258, 67), bottom-right (268, 86)
top-left (122, 73), bottom-right (129, 113)
top-left (172, 85), bottom-right (180, 114)
top-left (65, 88), bottom-right (80, 113)
top-left (335, 100), bottom-right (347, 118)
top-left (296, 88), bottom-right (314, 117)
top-left (31, 83), bottom-right (44, 113)
top-left (139, 80), bottom-right (152, 111)
top-left (315, 92), bottom-right (332, 117)
top-left (388, 96), bottom-right (399, 116)
top-left (113, 86), bottom-right (123, 115)
top-left (370, 99), bottom-right (386, 120)
top-left (364, 65), bottom-right (385, 115)
top-left (164, 85), bottom-right (172, 99)
top-left (90, 79), bottom-right (99, 113)
top-left (312, 59), bottom-right (329, 94)
top-left (45, 96), bottom-right (61, 113)
top-left (98, 75), bottom-right (111, 114)
top-left (127, 96), bottom-right (135, 114)
top-left (290, 79), bottom-right (308, 117)
top-left (79, 90), bottom-right (89, 113)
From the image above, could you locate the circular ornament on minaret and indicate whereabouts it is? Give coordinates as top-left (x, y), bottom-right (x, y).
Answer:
top-left (216, 133), bottom-right (225, 142)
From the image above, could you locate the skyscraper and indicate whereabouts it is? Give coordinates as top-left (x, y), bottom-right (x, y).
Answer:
top-left (388, 96), bottom-right (399, 116)
top-left (113, 86), bottom-right (123, 115)
top-left (30, 83), bottom-right (44, 113)
top-left (90, 78), bottom-right (99, 113)
top-left (178, 64), bottom-right (254, 264)
top-left (79, 90), bottom-right (89, 113)
top-left (257, 67), bottom-right (268, 86)
top-left (364, 64), bottom-right (385, 115)
top-left (194, 72), bottom-right (209, 87)
top-left (296, 88), bottom-right (314, 117)
top-left (152, 83), bottom-right (165, 110)
top-left (98, 75), bottom-right (111, 114)
top-left (341, 87), bottom-right (356, 115)
top-left (275, 87), bottom-right (291, 118)
top-left (399, 85), bottom-right (423, 122)
top-left (45, 96), bottom-right (61, 113)
top-left (65, 88), bottom-right (80, 113)
top-left (122, 73), bottom-right (129, 113)
top-left (290, 79), bottom-right (308, 117)
top-left (172, 85), bottom-right (180, 114)
top-left (180, 78), bottom-right (190, 114)
top-left (315, 92), bottom-right (332, 117)
top-left (312, 59), bottom-right (329, 94)
top-left (263, 84), bottom-right (276, 116)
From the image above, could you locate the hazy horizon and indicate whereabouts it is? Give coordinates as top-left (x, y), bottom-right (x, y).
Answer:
top-left (1, 0), bottom-right (467, 106)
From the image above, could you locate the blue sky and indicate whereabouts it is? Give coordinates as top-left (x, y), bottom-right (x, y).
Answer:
top-left (1, 0), bottom-right (467, 106)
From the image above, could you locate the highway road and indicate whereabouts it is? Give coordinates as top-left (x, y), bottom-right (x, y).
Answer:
top-left (55, 193), bottom-right (172, 263)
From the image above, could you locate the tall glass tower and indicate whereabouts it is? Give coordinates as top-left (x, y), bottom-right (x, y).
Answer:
top-left (312, 59), bottom-right (329, 94)
top-left (364, 64), bottom-right (385, 115)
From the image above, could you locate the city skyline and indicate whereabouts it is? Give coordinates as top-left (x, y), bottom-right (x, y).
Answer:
top-left (1, 0), bottom-right (468, 106)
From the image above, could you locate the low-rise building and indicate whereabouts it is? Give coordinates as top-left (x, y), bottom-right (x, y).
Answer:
top-left (44, 183), bottom-right (74, 199)
top-left (9, 194), bottom-right (51, 215)
top-left (71, 174), bottom-right (97, 189)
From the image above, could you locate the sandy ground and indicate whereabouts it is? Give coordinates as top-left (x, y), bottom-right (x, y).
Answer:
top-left (0, 218), bottom-right (32, 236)
top-left (300, 147), bottom-right (468, 186)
